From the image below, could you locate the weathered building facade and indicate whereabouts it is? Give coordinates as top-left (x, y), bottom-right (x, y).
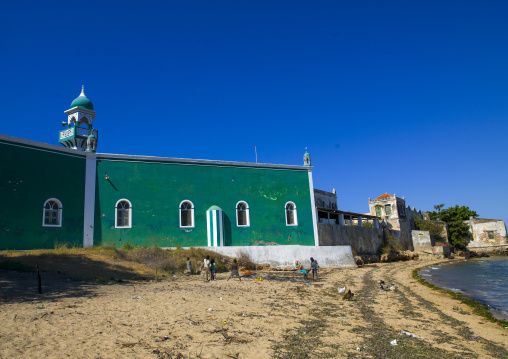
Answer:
top-left (466, 217), bottom-right (508, 249)
top-left (368, 193), bottom-right (423, 250)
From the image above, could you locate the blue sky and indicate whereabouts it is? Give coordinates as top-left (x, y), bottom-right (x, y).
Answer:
top-left (1, 1), bottom-right (507, 224)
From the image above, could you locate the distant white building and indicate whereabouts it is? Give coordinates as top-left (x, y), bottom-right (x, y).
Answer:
top-left (466, 217), bottom-right (507, 249)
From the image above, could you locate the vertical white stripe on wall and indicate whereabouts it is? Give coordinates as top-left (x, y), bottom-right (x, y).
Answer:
top-left (308, 170), bottom-right (319, 246)
top-left (219, 210), bottom-right (223, 246)
top-left (213, 210), bottom-right (218, 247)
top-left (207, 210), bottom-right (211, 247)
top-left (83, 154), bottom-right (97, 248)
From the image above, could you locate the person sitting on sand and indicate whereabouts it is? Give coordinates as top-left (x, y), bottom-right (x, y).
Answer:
top-left (310, 257), bottom-right (319, 281)
top-left (204, 255), bottom-right (211, 282)
top-left (227, 259), bottom-right (241, 281)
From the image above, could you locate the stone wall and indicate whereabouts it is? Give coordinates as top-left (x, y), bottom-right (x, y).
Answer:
top-left (389, 221), bottom-right (414, 251)
top-left (412, 230), bottom-right (432, 249)
top-left (410, 230), bottom-right (451, 257)
top-left (318, 223), bottom-right (384, 255)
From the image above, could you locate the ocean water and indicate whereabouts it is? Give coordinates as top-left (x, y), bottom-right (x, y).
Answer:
top-left (419, 256), bottom-right (508, 321)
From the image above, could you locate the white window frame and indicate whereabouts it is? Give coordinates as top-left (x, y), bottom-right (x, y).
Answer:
top-left (115, 199), bottom-right (132, 229)
top-left (236, 201), bottom-right (250, 227)
top-left (42, 198), bottom-right (62, 227)
top-left (285, 201), bottom-right (298, 226)
top-left (179, 200), bottom-right (194, 228)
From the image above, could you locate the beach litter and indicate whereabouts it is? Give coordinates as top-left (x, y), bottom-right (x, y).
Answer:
top-left (338, 287), bottom-right (346, 294)
top-left (390, 339), bottom-right (398, 345)
top-left (155, 336), bottom-right (170, 342)
top-left (208, 308), bottom-right (213, 311)
top-left (132, 296), bottom-right (142, 299)
top-left (400, 330), bottom-right (424, 339)
top-left (470, 335), bottom-right (478, 340)
top-left (254, 277), bottom-right (263, 281)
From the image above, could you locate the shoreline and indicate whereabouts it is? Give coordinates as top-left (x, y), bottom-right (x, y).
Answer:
top-left (1, 258), bottom-right (508, 358)
top-left (413, 256), bottom-right (508, 325)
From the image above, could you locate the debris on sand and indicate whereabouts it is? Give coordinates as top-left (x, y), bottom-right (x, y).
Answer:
top-left (342, 289), bottom-right (354, 301)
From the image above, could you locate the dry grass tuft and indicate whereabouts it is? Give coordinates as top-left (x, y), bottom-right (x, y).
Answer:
top-left (235, 249), bottom-right (256, 270)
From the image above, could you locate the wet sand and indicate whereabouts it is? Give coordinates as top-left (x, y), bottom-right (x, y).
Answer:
top-left (0, 258), bottom-right (507, 358)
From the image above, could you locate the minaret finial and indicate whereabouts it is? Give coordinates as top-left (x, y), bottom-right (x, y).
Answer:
top-left (80, 85), bottom-right (85, 96)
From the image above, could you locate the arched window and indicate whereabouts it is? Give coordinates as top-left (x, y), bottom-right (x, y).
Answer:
top-left (236, 201), bottom-right (250, 227)
top-left (180, 200), bottom-right (194, 228)
top-left (285, 202), bottom-right (298, 226)
top-left (385, 204), bottom-right (392, 216)
top-left (43, 199), bottom-right (62, 227)
top-left (115, 199), bottom-right (132, 228)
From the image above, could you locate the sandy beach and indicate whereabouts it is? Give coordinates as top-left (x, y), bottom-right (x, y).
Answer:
top-left (1, 258), bottom-right (507, 359)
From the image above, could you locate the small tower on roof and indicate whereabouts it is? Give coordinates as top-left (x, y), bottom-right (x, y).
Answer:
top-left (59, 86), bottom-right (98, 151)
top-left (303, 148), bottom-right (311, 166)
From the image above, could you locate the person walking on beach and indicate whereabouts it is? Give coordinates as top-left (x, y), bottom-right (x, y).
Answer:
top-left (210, 259), bottom-right (216, 280)
top-left (186, 257), bottom-right (192, 275)
top-left (310, 257), bottom-right (319, 281)
top-left (204, 255), bottom-right (211, 282)
top-left (227, 259), bottom-right (241, 281)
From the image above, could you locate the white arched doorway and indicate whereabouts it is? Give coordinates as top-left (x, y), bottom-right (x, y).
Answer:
top-left (206, 205), bottom-right (224, 247)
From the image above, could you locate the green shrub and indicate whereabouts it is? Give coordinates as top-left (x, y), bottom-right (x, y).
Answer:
top-left (377, 233), bottom-right (403, 255)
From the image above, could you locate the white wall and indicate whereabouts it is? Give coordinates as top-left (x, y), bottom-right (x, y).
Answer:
top-left (204, 245), bottom-right (356, 268)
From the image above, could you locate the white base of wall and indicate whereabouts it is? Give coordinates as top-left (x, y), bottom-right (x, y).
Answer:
top-left (190, 245), bottom-right (357, 268)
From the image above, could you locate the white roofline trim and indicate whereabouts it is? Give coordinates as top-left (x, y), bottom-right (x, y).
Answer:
top-left (0, 134), bottom-right (313, 171)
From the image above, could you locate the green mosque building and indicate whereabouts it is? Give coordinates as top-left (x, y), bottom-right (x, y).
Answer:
top-left (0, 88), bottom-right (321, 253)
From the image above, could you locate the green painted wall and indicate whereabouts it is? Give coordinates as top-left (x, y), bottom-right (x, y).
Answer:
top-left (0, 140), bottom-right (86, 249)
top-left (94, 158), bottom-right (314, 247)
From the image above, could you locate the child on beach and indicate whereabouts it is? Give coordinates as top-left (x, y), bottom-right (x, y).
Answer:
top-left (227, 259), bottom-right (241, 281)
top-left (310, 257), bottom-right (319, 281)
top-left (210, 259), bottom-right (216, 280)
top-left (203, 255), bottom-right (211, 282)
top-left (299, 269), bottom-right (308, 279)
